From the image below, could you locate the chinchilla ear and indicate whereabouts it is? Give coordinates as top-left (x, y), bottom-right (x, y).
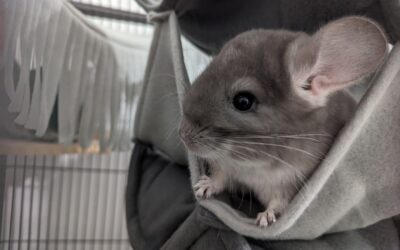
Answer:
top-left (287, 16), bottom-right (388, 107)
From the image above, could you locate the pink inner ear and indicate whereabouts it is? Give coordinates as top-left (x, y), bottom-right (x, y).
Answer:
top-left (309, 75), bottom-right (330, 96)
top-left (311, 18), bottom-right (387, 91)
top-left (290, 17), bottom-right (388, 103)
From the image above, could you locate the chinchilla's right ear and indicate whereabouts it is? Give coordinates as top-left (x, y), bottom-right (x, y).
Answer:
top-left (287, 16), bottom-right (388, 107)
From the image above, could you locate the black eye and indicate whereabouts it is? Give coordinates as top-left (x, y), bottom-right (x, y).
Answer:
top-left (233, 92), bottom-right (255, 111)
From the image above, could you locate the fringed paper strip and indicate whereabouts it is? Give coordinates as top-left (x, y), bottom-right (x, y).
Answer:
top-left (2, 0), bottom-right (149, 150)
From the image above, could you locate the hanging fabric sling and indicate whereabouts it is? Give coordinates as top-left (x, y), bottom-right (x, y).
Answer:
top-left (127, 1), bottom-right (400, 249)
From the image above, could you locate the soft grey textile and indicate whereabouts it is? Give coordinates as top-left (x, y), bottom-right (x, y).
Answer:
top-left (380, 0), bottom-right (400, 41)
top-left (136, 0), bottom-right (400, 54)
top-left (127, 141), bottom-right (400, 250)
top-left (125, 141), bottom-right (195, 250)
top-left (134, 11), bottom-right (189, 165)
top-left (132, 11), bottom-right (400, 248)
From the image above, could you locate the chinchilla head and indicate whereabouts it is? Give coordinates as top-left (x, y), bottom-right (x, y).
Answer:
top-left (179, 16), bottom-right (387, 167)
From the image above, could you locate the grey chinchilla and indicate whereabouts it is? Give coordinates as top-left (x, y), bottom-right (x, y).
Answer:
top-left (179, 16), bottom-right (388, 227)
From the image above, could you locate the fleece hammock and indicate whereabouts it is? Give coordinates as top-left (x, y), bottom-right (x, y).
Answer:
top-left (128, 9), bottom-right (400, 250)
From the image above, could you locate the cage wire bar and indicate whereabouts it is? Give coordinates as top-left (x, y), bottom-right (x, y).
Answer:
top-left (70, 0), bottom-right (152, 35)
top-left (0, 1), bottom-right (152, 249)
top-left (70, 1), bottom-right (148, 24)
top-left (1, 153), bottom-right (132, 250)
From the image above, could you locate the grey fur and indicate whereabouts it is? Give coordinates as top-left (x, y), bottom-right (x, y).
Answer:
top-left (179, 16), bottom-right (388, 227)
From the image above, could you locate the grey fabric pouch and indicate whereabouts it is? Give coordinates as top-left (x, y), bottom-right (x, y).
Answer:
top-left (127, 141), bottom-right (400, 250)
top-left (128, 10), bottom-right (400, 250)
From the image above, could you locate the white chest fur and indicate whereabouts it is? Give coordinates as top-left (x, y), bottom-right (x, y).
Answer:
top-left (216, 157), bottom-right (300, 201)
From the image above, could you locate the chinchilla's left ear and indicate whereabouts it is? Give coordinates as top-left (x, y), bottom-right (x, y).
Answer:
top-left (287, 16), bottom-right (388, 107)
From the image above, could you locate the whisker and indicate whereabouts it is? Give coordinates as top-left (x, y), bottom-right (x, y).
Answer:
top-left (218, 138), bottom-right (323, 160)
top-left (204, 138), bottom-right (253, 162)
top-left (204, 143), bottom-right (226, 161)
top-left (220, 143), bottom-right (252, 162)
top-left (221, 142), bottom-right (311, 202)
top-left (271, 133), bottom-right (331, 137)
top-left (228, 133), bottom-right (331, 144)
top-left (230, 137), bottom-right (323, 143)
top-left (273, 135), bottom-right (323, 143)
top-left (200, 136), bottom-right (312, 204)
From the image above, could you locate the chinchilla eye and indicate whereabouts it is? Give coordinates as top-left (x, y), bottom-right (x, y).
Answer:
top-left (233, 92), bottom-right (255, 111)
